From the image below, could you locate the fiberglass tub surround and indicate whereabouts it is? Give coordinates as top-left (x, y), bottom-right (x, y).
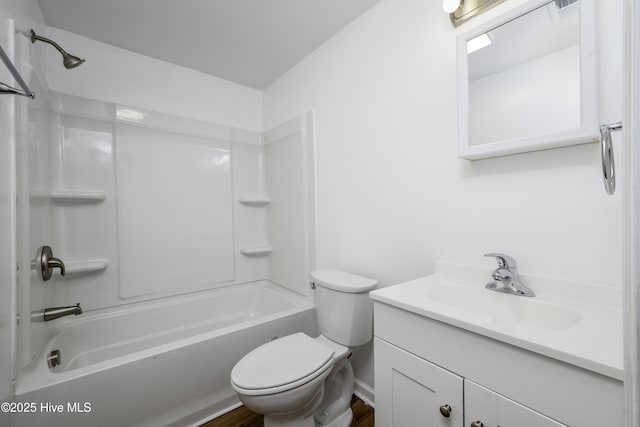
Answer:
top-left (15, 83), bottom-right (316, 426)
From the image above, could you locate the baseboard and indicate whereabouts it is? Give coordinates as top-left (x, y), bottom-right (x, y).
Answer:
top-left (188, 380), bottom-right (374, 426)
top-left (185, 397), bottom-right (242, 427)
top-left (353, 378), bottom-right (375, 408)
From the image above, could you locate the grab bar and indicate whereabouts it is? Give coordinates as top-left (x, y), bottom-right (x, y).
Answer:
top-left (599, 121), bottom-right (622, 195)
top-left (0, 42), bottom-right (34, 98)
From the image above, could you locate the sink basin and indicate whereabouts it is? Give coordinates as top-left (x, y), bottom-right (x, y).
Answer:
top-left (369, 262), bottom-right (623, 380)
top-left (425, 286), bottom-right (582, 330)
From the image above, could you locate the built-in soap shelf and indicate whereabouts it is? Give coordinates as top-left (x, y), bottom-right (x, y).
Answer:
top-left (239, 246), bottom-right (273, 257)
top-left (238, 196), bottom-right (271, 207)
top-left (32, 190), bottom-right (107, 203)
top-left (64, 258), bottom-right (110, 277)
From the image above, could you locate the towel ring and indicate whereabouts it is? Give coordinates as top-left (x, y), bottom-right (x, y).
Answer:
top-left (599, 121), bottom-right (622, 195)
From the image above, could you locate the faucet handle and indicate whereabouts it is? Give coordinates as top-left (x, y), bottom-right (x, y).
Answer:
top-left (484, 253), bottom-right (517, 270)
top-left (34, 246), bottom-right (66, 281)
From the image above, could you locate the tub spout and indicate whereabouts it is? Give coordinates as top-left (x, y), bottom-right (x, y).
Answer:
top-left (32, 303), bottom-right (82, 322)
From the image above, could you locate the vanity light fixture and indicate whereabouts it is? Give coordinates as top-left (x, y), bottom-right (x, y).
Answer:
top-left (443, 0), bottom-right (462, 13)
top-left (447, 0), bottom-right (509, 27)
top-left (467, 33), bottom-right (492, 53)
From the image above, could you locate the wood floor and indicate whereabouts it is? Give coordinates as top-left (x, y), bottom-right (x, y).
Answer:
top-left (202, 395), bottom-right (374, 427)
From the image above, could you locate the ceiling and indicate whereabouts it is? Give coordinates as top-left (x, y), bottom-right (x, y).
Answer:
top-left (37, 0), bottom-right (380, 89)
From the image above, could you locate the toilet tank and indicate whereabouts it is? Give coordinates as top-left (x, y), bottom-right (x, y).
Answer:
top-left (311, 269), bottom-right (378, 347)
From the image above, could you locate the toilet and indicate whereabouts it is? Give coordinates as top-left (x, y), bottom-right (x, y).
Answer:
top-left (230, 269), bottom-right (377, 427)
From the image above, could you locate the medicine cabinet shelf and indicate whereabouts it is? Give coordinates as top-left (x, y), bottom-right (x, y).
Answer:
top-left (238, 196), bottom-right (271, 207)
top-left (32, 190), bottom-right (107, 203)
top-left (64, 258), bottom-right (110, 277)
top-left (239, 246), bottom-right (273, 257)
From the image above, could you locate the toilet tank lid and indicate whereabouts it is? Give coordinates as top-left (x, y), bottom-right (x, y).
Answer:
top-left (311, 269), bottom-right (377, 293)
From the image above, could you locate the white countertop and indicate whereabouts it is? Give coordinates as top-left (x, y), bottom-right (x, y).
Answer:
top-left (370, 262), bottom-right (623, 380)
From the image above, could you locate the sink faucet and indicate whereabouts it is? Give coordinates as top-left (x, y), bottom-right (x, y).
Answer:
top-left (484, 253), bottom-right (535, 297)
top-left (31, 303), bottom-right (83, 322)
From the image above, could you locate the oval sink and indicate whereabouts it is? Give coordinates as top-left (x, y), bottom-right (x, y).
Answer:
top-left (425, 286), bottom-right (582, 330)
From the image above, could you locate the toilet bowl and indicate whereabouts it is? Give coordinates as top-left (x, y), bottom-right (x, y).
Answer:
top-left (231, 333), bottom-right (351, 427)
top-left (230, 270), bottom-right (377, 427)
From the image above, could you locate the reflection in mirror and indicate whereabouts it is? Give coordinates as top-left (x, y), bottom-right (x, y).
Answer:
top-left (467, 0), bottom-right (580, 147)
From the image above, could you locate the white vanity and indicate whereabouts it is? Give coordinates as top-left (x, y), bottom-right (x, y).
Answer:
top-left (370, 262), bottom-right (623, 427)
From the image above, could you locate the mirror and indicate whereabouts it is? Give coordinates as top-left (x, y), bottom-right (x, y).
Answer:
top-left (457, 0), bottom-right (598, 160)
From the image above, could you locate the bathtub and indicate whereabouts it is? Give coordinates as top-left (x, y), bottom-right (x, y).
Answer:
top-left (14, 281), bottom-right (316, 427)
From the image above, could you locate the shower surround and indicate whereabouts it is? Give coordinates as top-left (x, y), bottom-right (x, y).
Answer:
top-left (14, 65), bottom-right (316, 425)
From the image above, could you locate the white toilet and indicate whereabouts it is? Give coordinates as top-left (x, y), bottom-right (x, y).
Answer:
top-left (230, 269), bottom-right (377, 427)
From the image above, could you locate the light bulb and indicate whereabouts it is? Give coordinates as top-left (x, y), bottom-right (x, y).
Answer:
top-left (442, 0), bottom-right (461, 13)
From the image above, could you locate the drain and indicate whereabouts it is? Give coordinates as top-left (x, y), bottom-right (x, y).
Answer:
top-left (47, 349), bottom-right (61, 368)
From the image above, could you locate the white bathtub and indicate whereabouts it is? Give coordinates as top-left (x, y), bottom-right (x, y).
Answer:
top-left (15, 281), bottom-right (316, 427)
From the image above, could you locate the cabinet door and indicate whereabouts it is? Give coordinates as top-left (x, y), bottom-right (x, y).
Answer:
top-left (464, 380), bottom-right (567, 427)
top-left (375, 338), bottom-right (463, 427)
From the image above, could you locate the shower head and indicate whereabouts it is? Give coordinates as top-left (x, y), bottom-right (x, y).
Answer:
top-left (61, 52), bottom-right (85, 69)
top-left (30, 30), bottom-right (85, 69)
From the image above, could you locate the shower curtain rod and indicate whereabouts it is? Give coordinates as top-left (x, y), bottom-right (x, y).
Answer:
top-left (0, 42), bottom-right (34, 98)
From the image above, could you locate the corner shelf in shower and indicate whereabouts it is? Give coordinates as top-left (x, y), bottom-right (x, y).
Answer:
top-left (50, 190), bottom-right (107, 203)
top-left (31, 190), bottom-right (107, 203)
top-left (64, 258), bottom-right (110, 277)
top-left (238, 196), bottom-right (271, 207)
top-left (239, 246), bottom-right (273, 257)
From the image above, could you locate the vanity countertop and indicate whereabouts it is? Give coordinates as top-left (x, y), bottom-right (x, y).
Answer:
top-left (370, 262), bottom-right (623, 380)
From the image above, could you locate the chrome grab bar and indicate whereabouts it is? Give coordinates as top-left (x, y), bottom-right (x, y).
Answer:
top-left (599, 121), bottom-right (622, 195)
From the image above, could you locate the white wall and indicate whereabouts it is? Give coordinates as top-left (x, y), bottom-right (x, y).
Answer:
top-left (45, 27), bottom-right (264, 132)
top-left (264, 0), bottom-right (623, 389)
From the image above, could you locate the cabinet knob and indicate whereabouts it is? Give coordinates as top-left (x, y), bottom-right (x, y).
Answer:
top-left (439, 404), bottom-right (452, 418)
top-left (470, 421), bottom-right (485, 427)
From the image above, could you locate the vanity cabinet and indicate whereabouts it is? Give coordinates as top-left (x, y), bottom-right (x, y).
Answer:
top-left (372, 301), bottom-right (624, 427)
top-left (375, 337), bottom-right (463, 426)
top-left (465, 380), bottom-right (564, 427)
top-left (375, 338), bottom-right (566, 427)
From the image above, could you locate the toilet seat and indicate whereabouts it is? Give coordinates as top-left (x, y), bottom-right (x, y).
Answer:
top-left (231, 333), bottom-right (335, 396)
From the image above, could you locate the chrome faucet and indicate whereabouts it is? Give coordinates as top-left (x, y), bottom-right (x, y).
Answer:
top-left (484, 253), bottom-right (535, 297)
top-left (31, 303), bottom-right (82, 322)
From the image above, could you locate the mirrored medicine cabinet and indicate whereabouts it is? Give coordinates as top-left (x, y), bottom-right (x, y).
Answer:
top-left (457, 0), bottom-right (598, 160)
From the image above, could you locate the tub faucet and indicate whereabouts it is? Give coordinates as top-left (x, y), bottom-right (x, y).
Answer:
top-left (31, 303), bottom-right (82, 322)
top-left (484, 253), bottom-right (535, 297)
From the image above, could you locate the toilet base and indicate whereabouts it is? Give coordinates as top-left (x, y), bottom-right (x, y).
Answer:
top-left (264, 413), bottom-right (315, 427)
top-left (314, 358), bottom-right (354, 426)
top-left (317, 408), bottom-right (353, 427)
top-left (264, 407), bottom-right (352, 427)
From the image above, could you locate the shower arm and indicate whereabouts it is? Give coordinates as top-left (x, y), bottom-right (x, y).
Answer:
top-left (0, 42), bottom-right (35, 98)
top-left (30, 30), bottom-right (69, 56)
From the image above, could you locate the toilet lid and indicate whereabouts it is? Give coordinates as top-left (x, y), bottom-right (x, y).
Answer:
top-left (231, 333), bottom-right (334, 391)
